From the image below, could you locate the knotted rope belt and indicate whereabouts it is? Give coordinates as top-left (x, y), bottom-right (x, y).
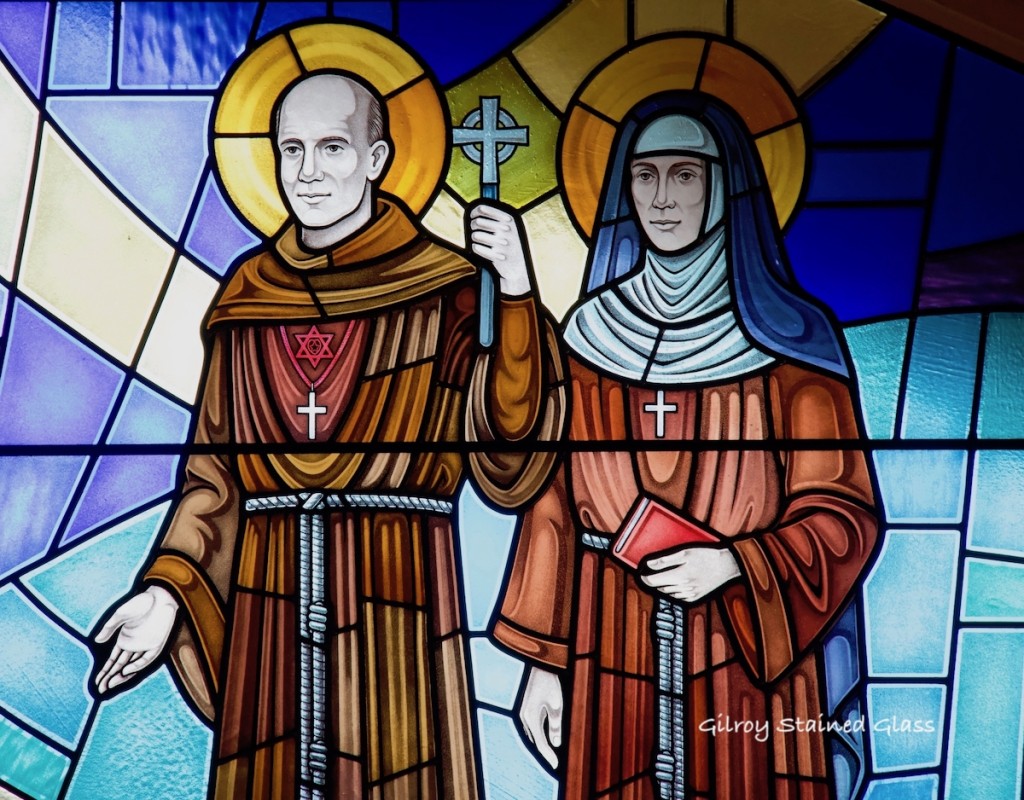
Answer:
top-left (243, 491), bottom-right (454, 800)
top-left (581, 530), bottom-right (686, 800)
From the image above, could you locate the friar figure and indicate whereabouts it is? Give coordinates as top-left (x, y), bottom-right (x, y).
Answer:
top-left (94, 69), bottom-right (565, 800)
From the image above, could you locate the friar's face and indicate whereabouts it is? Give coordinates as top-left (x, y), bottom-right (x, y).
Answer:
top-left (629, 155), bottom-right (707, 253)
top-left (276, 75), bottom-right (389, 231)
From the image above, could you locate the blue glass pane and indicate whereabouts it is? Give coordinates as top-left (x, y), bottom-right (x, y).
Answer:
top-left (397, 0), bottom-right (564, 84)
top-left (49, 2), bottom-right (113, 89)
top-left (62, 455), bottom-right (179, 545)
top-left (867, 684), bottom-right (944, 771)
top-left (823, 602), bottom-right (860, 715)
top-left (900, 314), bottom-right (980, 439)
top-left (24, 503), bottom-right (168, 636)
top-left (470, 636), bottom-right (524, 710)
top-left (0, 2), bottom-right (49, 96)
top-left (844, 320), bottom-right (908, 439)
top-left (947, 631), bottom-right (1024, 800)
top-left (108, 381), bottom-right (191, 445)
top-left (805, 19), bottom-right (947, 142)
top-left (806, 150), bottom-right (931, 203)
top-left (961, 558), bottom-right (1024, 622)
top-left (785, 207), bottom-right (923, 322)
top-left (0, 301), bottom-right (123, 445)
top-left (0, 283), bottom-right (8, 332)
top-left (872, 450), bottom-right (967, 524)
top-left (184, 174), bottom-right (260, 275)
top-left (256, 1), bottom-right (327, 38)
top-left (0, 587), bottom-right (93, 749)
top-left (967, 450), bottom-right (1024, 556)
top-left (0, 711), bottom-right (69, 800)
top-left (65, 667), bottom-right (213, 800)
top-left (830, 696), bottom-right (867, 800)
top-left (457, 485), bottom-right (517, 631)
top-left (864, 530), bottom-right (959, 676)
top-left (0, 456), bottom-right (88, 579)
top-left (47, 97), bottom-right (212, 238)
top-left (864, 775), bottom-right (938, 800)
top-left (477, 709), bottom-right (557, 800)
top-left (331, 1), bottom-right (392, 29)
top-left (977, 314), bottom-right (1024, 438)
top-left (928, 50), bottom-right (1024, 251)
top-left (119, 2), bottom-right (257, 88)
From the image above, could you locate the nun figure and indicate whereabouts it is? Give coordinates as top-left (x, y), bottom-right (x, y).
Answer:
top-left (491, 92), bottom-right (880, 800)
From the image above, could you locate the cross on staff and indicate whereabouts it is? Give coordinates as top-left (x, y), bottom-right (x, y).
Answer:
top-left (453, 96), bottom-right (530, 346)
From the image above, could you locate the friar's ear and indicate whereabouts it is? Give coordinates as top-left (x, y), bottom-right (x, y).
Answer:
top-left (367, 140), bottom-right (391, 182)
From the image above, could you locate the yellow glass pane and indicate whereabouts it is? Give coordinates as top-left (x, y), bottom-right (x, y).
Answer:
top-left (214, 137), bottom-right (288, 237)
top-left (0, 63), bottom-right (38, 281)
top-left (698, 41), bottom-right (798, 135)
top-left (445, 58), bottom-right (558, 208)
top-left (523, 196), bottom-right (588, 322)
top-left (19, 126), bottom-right (172, 365)
top-left (138, 256), bottom-right (220, 403)
top-left (382, 76), bottom-right (447, 215)
top-left (734, 0), bottom-right (885, 95)
top-left (422, 189), bottom-right (466, 249)
top-left (560, 107), bottom-right (616, 238)
top-left (756, 122), bottom-right (806, 227)
top-left (289, 24), bottom-right (424, 96)
top-left (513, 0), bottom-right (628, 112)
top-left (214, 33), bottom-right (302, 134)
top-left (579, 38), bottom-right (705, 120)
top-left (635, 0), bottom-right (727, 37)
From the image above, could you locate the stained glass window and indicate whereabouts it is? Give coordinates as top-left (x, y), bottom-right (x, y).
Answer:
top-left (0, 2), bottom-right (1022, 799)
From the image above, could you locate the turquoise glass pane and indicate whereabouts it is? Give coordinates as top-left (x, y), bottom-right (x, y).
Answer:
top-left (65, 667), bottom-right (212, 800)
top-left (900, 314), bottom-right (980, 439)
top-left (844, 320), bottom-right (908, 439)
top-left (24, 503), bottom-right (168, 636)
top-left (0, 587), bottom-right (93, 749)
top-left (470, 636), bottom-right (524, 710)
top-left (977, 314), bottom-right (1024, 438)
top-left (961, 558), bottom-right (1024, 621)
top-left (0, 711), bottom-right (69, 800)
top-left (946, 631), bottom-right (1024, 800)
top-left (477, 709), bottom-right (557, 800)
top-left (872, 450), bottom-right (967, 523)
top-left (864, 530), bottom-right (959, 676)
top-left (864, 775), bottom-right (938, 800)
top-left (457, 485), bottom-right (517, 631)
top-left (867, 684), bottom-right (944, 771)
top-left (49, 1), bottom-right (113, 89)
top-left (967, 450), bottom-right (1024, 556)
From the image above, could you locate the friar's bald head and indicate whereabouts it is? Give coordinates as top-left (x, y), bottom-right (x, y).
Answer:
top-left (274, 73), bottom-right (391, 249)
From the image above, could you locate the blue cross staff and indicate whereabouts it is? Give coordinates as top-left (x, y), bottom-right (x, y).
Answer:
top-left (453, 96), bottom-right (529, 346)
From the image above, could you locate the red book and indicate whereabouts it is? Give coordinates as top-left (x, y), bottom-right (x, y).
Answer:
top-left (611, 497), bottom-right (720, 569)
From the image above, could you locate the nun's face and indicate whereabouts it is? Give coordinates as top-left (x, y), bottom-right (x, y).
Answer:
top-left (629, 155), bottom-right (706, 253)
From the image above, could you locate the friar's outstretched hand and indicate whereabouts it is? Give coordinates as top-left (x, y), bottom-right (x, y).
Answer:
top-left (93, 585), bottom-right (179, 695)
top-left (518, 665), bottom-right (563, 769)
top-left (467, 201), bottom-right (532, 297)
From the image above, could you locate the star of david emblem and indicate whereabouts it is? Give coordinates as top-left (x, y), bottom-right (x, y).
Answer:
top-left (292, 325), bottom-right (335, 368)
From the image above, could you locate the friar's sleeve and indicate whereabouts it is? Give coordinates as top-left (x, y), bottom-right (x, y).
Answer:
top-left (464, 292), bottom-right (569, 509)
top-left (721, 364), bottom-right (879, 684)
top-left (490, 463), bottom-right (578, 669)
top-left (141, 327), bottom-right (239, 718)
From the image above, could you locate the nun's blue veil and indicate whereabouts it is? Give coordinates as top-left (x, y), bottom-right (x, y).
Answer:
top-left (581, 91), bottom-right (849, 378)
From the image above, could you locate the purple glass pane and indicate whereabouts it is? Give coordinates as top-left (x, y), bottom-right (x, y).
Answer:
top-left (184, 174), bottom-right (260, 275)
top-left (0, 301), bottom-right (123, 445)
top-left (107, 381), bottom-right (191, 445)
top-left (0, 2), bottom-right (50, 97)
top-left (62, 455), bottom-right (179, 545)
top-left (0, 456), bottom-right (88, 579)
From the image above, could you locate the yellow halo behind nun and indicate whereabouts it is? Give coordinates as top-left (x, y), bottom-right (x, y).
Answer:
top-left (560, 35), bottom-right (807, 238)
top-left (212, 23), bottom-right (448, 237)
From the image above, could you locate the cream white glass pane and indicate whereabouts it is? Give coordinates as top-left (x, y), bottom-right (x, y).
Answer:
top-left (0, 62), bottom-right (39, 281)
top-left (137, 256), bottom-right (219, 404)
top-left (522, 196), bottom-right (587, 321)
top-left (19, 125), bottom-right (172, 364)
top-left (422, 188), bottom-right (467, 249)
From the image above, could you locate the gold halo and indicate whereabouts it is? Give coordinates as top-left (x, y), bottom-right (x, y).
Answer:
top-left (560, 36), bottom-right (806, 238)
top-left (212, 23), bottom-right (447, 236)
